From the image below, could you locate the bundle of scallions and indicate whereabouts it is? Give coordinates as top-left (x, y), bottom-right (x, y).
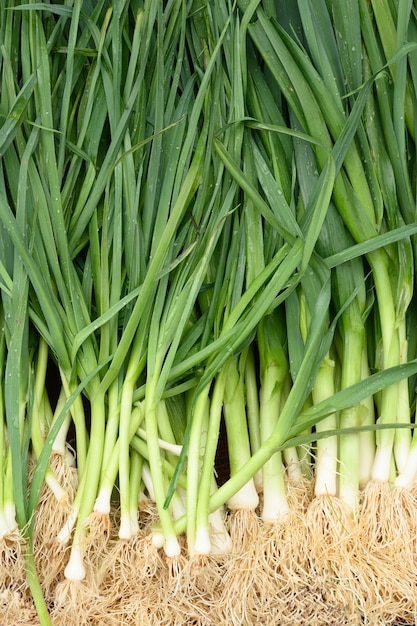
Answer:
top-left (1, 1), bottom-right (417, 625)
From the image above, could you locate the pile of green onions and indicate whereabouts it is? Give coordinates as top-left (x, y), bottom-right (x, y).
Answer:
top-left (1, 1), bottom-right (417, 624)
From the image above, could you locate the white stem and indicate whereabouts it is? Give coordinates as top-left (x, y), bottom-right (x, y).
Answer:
top-left (119, 501), bottom-right (140, 541)
top-left (0, 510), bottom-right (15, 538)
top-left (119, 513), bottom-right (134, 540)
top-left (209, 507), bottom-right (232, 555)
top-left (228, 478), bottom-right (259, 512)
top-left (261, 456), bottom-right (290, 524)
top-left (152, 531), bottom-right (165, 549)
top-left (64, 445), bottom-right (76, 467)
top-left (164, 534), bottom-right (181, 557)
top-left (138, 489), bottom-right (148, 505)
top-left (141, 464), bottom-right (156, 502)
top-left (137, 428), bottom-right (182, 456)
top-left (57, 506), bottom-right (79, 544)
top-left (253, 471), bottom-right (263, 494)
top-left (64, 541), bottom-right (86, 581)
top-left (261, 448), bottom-right (289, 522)
top-left (358, 351), bottom-right (375, 488)
top-left (314, 450), bottom-right (338, 496)
top-left (51, 413), bottom-right (72, 456)
top-left (372, 445), bottom-right (393, 483)
top-left (394, 444), bottom-right (417, 489)
top-left (338, 410), bottom-right (360, 514)
top-left (194, 526), bottom-right (211, 556)
top-left (93, 485), bottom-right (112, 515)
top-left (311, 356), bottom-right (338, 496)
top-left (130, 508), bottom-right (139, 535)
top-left (170, 490), bottom-right (186, 522)
top-left (4, 502), bottom-right (17, 533)
top-left (394, 331), bottom-right (411, 473)
top-left (283, 447), bottom-right (303, 483)
top-left (45, 469), bottom-right (68, 506)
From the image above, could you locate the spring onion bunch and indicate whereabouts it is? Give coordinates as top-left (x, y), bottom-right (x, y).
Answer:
top-left (2, 1), bottom-right (417, 624)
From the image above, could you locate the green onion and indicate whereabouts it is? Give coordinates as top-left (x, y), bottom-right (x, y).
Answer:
top-left (2, 2), bottom-right (417, 623)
